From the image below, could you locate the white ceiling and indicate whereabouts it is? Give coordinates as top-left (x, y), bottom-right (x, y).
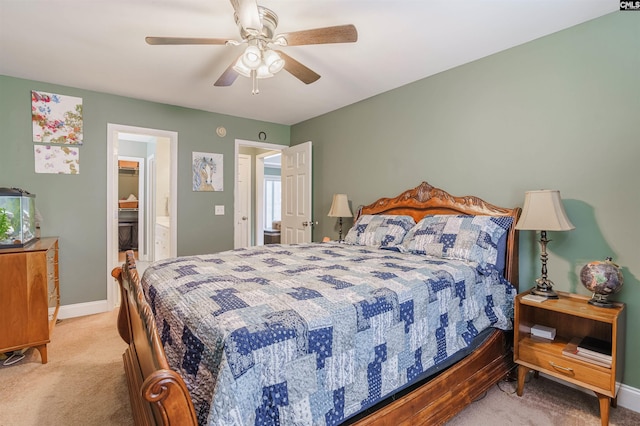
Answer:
top-left (0, 1), bottom-right (617, 125)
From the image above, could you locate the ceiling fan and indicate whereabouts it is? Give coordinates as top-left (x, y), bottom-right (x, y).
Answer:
top-left (145, 0), bottom-right (358, 94)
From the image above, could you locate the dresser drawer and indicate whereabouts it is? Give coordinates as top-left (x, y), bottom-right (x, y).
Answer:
top-left (518, 344), bottom-right (611, 392)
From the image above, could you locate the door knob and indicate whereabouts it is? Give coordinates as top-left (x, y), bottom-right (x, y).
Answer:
top-left (302, 221), bottom-right (318, 227)
top-left (242, 216), bottom-right (248, 220)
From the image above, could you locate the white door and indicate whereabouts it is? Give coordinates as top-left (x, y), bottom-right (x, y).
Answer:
top-left (235, 154), bottom-right (251, 248)
top-left (281, 141), bottom-right (313, 244)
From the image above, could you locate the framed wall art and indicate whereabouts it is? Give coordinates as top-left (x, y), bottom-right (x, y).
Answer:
top-left (32, 90), bottom-right (83, 144)
top-left (34, 145), bottom-right (80, 174)
top-left (192, 152), bottom-right (223, 191)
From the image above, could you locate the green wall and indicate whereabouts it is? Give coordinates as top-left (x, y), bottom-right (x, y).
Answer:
top-left (0, 76), bottom-right (290, 304)
top-left (292, 12), bottom-right (640, 388)
top-left (1, 11), bottom-right (638, 390)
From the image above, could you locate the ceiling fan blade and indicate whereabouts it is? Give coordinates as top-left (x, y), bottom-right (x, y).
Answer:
top-left (276, 51), bottom-right (320, 85)
top-left (214, 58), bottom-right (241, 87)
top-left (278, 24), bottom-right (357, 46)
top-left (229, 0), bottom-right (262, 35)
top-left (146, 36), bottom-right (229, 45)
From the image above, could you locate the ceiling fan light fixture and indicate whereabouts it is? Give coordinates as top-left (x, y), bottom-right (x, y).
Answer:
top-left (263, 50), bottom-right (285, 74)
top-left (255, 64), bottom-right (273, 79)
top-left (241, 45), bottom-right (261, 69)
top-left (232, 57), bottom-right (252, 78)
top-left (147, 2), bottom-right (357, 93)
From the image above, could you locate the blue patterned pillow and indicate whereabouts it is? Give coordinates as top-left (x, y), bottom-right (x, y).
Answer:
top-left (400, 215), bottom-right (513, 268)
top-left (344, 215), bottom-right (416, 247)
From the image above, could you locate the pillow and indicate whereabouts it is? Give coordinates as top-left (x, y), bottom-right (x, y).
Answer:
top-left (400, 215), bottom-right (513, 269)
top-left (343, 215), bottom-right (416, 247)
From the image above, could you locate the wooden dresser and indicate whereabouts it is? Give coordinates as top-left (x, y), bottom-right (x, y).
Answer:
top-left (0, 237), bottom-right (59, 363)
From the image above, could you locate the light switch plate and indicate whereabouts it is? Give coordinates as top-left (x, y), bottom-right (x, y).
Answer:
top-left (214, 205), bottom-right (225, 215)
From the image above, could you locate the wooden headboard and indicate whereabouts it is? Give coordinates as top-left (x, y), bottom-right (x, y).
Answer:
top-left (357, 181), bottom-right (521, 288)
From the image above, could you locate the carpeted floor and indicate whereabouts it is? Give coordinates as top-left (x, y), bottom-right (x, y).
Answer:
top-left (1, 310), bottom-right (639, 425)
top-left (447, 375), bottom-right (640, 426)
top-left (0, 310), bottom-right (131, 426)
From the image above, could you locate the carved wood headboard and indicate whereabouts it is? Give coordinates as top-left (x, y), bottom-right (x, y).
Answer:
top-left (356, 182), bottom-right (521, 288)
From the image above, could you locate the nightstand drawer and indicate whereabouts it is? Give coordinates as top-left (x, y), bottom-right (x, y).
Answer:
top-left (519, 344), bottom-right (611, 392)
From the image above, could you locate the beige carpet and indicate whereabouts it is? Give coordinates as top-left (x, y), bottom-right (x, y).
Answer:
top-left (447, 375), bottom-right (640, 426)
top-left (0, 310), bottom-right (131, 426)
top-left (1, 311), bottom-right (639, 426)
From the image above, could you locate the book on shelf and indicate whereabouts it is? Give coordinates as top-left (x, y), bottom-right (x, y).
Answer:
top-left (578, 335), bottom-right (612, 357)
top-left (562, 337), bottom-right (612, 368)
top-left (522, 294), bottom-right (547, 303)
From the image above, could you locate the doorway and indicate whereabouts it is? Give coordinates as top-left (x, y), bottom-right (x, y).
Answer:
top-left (234, 140), bottom-right (313, 248)
top-left (116, 155), bottom-right (144, 262)
top-left (106, 124), bottom-right (177, 310)
top-left (234, 139), bottom-right (284, 249)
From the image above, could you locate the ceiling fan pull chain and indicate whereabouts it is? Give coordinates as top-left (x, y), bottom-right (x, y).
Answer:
top-left (251, 69), bottom-right (259, 95)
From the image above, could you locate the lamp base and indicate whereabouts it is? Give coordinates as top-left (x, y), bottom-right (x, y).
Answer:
top-left (531, 286), bottom-right (559, 299)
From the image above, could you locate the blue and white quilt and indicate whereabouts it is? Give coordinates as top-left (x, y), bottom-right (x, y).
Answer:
top-left (142, 242), bottom-right (515, 425)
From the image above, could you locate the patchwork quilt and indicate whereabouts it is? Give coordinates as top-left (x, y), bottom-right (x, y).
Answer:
top-left (142, 243), bottom-right (515, 425)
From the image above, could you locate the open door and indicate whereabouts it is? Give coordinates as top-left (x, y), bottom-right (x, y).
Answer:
top-left (281, 141), bottom-right (313, 243)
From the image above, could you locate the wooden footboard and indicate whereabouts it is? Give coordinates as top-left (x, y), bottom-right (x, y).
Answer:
top-left (112, 252), bottom-right (198, 426)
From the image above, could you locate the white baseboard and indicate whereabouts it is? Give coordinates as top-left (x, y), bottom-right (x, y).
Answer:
top-left (56, 300), bottom-right (111, 320)
top-left (542, 373), bottom-right (640, 414)
top-left (618, 382), bottom-right (640, 413)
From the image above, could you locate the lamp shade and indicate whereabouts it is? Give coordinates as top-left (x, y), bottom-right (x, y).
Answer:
top-left (232, 57), bottom-right (252, 78)
top-left (515, 190), bottom-right (575, 231)
top-left (328, 194), bottom-right (353, 218)
top-left (241, 45), bottom-right (261, 69)
top-left (263, 49), bottom-right (285, 74)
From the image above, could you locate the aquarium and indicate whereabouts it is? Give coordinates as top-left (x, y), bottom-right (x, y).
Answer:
top-left (0, 188), bottom-right (36, 248)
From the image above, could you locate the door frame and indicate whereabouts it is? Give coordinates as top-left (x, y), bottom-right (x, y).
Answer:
top-left (145, 154), bottom-right (156, 262)
top-left (234, 139), bottom-right (285, 247)
top-left (106, 124), bottom-right (178, 311)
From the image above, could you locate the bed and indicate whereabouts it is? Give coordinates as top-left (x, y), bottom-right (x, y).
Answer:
top-left (112, 181), bottom-right (521, 425)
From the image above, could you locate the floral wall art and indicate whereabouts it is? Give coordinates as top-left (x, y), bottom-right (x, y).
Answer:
top-left (32, 90), bottom-right (83, 144)
top-left (192, 152), bottom-right (223, 191)
top-left (34, 145), bottom-right (80, 174)
top-left (31, 90), bottom-right (83, 174)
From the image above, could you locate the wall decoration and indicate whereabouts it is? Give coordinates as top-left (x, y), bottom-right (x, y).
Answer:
top-left (34, 145), bottom-right (80, 174)
top-left (32, 90), bottom-right (83, 144)
top-left (192, 152), bottom-right (223, 191)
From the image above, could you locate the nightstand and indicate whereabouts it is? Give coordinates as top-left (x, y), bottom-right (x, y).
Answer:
top-left (514, 290), bottom-right (625, 426)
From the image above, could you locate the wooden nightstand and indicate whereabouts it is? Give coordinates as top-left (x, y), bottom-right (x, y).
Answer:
top-left (514, 290), bottom-right (625, 426)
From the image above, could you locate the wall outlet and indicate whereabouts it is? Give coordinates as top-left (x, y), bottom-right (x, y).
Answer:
top-left (214, 205), bottom-right (225, 215)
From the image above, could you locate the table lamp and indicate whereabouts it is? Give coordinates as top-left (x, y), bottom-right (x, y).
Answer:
top-left (515, 189), bottom-right (575, 298)
top-left (327, 193), bottom-right (352, 241)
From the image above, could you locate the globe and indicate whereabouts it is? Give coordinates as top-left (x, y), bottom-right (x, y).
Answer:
top-left (580, 257), bottom-right (623, 308)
